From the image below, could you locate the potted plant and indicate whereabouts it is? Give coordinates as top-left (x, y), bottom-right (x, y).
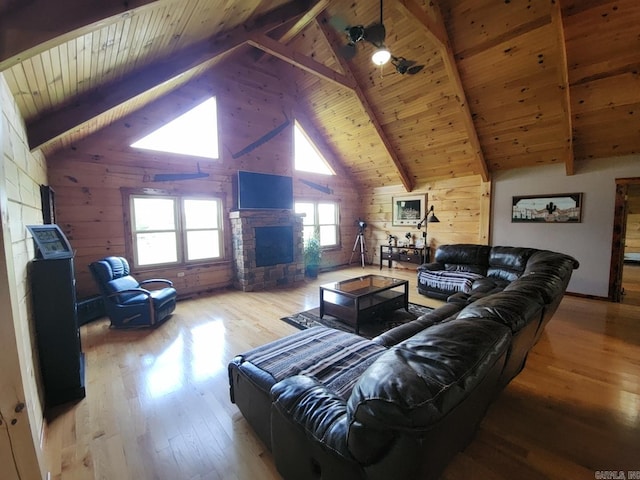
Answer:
top-left (304, 235), bottom-right (321, 278)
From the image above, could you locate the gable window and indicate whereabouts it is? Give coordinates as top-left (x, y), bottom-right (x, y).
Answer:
top-left (129, 193), bottom-right (223, 267)
top-left (294, 121), bottom-right (335, 175)
top-left (131, 97), bottom-right (219, 159)
top-left (295, 201), bottom-right (339, 247)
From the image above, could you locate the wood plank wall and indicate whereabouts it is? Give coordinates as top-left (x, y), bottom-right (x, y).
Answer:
top-left (45, 56), bottom-right (491, 299)
top-left (625, 184), bottom-right (640, 256)
top-left (46, 58), bottom-right (361, 299)
top-left (362, 175), bottom-right (491, 267)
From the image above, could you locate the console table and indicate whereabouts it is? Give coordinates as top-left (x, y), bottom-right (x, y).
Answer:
top-left (380, 244), bottom-right (428, 269)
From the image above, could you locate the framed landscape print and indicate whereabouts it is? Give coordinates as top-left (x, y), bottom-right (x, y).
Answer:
top-left (392, 194), bottom-right (426, 226)
top-left (512, 193), bottom-right (583, 223)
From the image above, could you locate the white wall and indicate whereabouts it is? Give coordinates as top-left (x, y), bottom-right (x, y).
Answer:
top-left (492, 156), bottom-right (640, 297)
top-left (0, 73), bottom-right (47, 479)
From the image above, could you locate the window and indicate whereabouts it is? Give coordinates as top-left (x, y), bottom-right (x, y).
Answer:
top-left (131, 97), bottom-right (219, 159)
top-left (294, 121), bottom-right (334, 175)
top-left (129, 194), bottom-right (223, 267)
top-left (295, 201), bottom-right (339, 247)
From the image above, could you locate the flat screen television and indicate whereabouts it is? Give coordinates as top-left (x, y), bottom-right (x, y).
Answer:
top-left (237, 171), bottom-right (293, 210)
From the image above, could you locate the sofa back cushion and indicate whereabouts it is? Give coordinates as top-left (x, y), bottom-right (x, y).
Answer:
top-left (487, 246), bottom-right (534, 282)
top-left (346, 318), bottom-right (511, 464)
top-left (434, 244), bottom-right (491, 275)
top-left (456, 290), bottom-right (544, 333)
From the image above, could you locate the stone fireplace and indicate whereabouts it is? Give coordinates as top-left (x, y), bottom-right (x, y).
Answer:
top-left (229, 210), bottom-right (304, 291)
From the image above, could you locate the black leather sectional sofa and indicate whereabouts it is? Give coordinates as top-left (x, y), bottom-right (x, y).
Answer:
top-left (228, 244), bottom-right (579, 480)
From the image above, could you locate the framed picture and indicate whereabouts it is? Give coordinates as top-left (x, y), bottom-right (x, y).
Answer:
top-left (512, 193), bottom-right (583, 223)
top-left (392, 194), bottom-right (426, 227)
top-left (40, 185), bottom-right (56, 224)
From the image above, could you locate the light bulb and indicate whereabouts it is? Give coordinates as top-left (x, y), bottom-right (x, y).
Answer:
top-left (371, 47), bottom-right (391, 66)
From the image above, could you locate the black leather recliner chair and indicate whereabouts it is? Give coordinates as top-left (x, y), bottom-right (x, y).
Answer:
top-left (89, 256), bottom-right (177, 328)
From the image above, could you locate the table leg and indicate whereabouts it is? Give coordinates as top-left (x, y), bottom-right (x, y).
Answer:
top-left (319, 288), bottom-right (325, 318)
top-left (404, 282), bottom-right (409, 311)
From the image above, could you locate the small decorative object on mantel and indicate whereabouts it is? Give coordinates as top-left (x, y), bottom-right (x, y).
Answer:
top-left (512, 193), bottom-right (583, 223)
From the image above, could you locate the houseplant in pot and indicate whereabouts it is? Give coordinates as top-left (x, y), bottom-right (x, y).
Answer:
top-left (304, 235), bottom-right (321, 278)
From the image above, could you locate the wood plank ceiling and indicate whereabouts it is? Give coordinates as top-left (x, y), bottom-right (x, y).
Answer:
top-left (1, 0), bottom-right (639, 192)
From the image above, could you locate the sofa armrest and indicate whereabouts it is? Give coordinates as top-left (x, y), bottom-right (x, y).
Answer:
top-left (271, 375), bottom-right (363, 480)
top-left (271, 375), bottom-right (351, 455)
top-left (417, 262), bottom-right (444, 272)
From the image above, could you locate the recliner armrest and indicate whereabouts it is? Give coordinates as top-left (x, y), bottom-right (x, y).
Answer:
top-left (106, 287), bottom-right (151, 298)
top-left (139, 278), bottom-right (174, 287)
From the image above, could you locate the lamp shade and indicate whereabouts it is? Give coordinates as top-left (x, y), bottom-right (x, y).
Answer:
top-left (371, 47), bottom-right (391, 65)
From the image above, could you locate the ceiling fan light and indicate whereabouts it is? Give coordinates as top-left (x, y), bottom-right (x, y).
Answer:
top-left (371, 47), bottom-right (391, 65)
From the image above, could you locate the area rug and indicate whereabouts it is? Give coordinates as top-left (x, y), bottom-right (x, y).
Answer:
top-left (281, 302), bottom-right (433, 339)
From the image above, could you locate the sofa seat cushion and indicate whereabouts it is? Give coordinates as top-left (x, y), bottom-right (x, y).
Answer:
top-left (418, 269), bottom-right (485, 294)
top-left (346, 318), bottom-right (511, 463)
top-left (235, 326), bottom-right (386, 400)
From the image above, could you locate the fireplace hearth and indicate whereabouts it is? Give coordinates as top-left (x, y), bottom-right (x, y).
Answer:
top-left (229, 210), bottom-right (304, 291)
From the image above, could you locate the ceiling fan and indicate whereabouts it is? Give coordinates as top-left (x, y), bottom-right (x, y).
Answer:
top-left (329, 0), bottom-right (424, 75)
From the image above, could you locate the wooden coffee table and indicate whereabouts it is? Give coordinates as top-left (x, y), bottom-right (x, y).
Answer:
top-left (319, 275), bottom-right (409, 334)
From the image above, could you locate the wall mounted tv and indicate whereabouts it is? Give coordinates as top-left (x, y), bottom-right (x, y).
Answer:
top-left (237, 171), bottom-right (293, 210)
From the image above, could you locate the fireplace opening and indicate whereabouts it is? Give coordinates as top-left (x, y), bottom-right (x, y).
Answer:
top-left (255, 226), bottom-right (294, 267)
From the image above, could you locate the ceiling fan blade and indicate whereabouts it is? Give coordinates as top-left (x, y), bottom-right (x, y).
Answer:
top-left (364, 23), bottom-right (386, 46)
top-left (339, 43), bottom-right (358, 59)
top-left (405, 65), bottom-right (425, 75)
top-left (328, 14), bottom-right (349, 32)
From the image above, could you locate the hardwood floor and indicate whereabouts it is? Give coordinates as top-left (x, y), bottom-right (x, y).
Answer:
top-left (622, 263), bottom-right (640, 306)
top-left (43, 266), bottom-right (640, 479)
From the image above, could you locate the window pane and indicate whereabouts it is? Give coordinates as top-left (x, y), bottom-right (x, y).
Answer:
top-left (133, 198), bottom-right (175, 231)
top-left (136, 232), bottom-right (177, 265)
top-left (184, 199), bottom-right (218, 229)
top-left (295, 202), bottom-right (315, 225)
top-left (318, 203), bottom-right (336, 224)
top-left (186, 230), bottom-right (220, 260)
top-left (303, 226), bottom-right (315, 242)
top-left (319, 225), bottom-right (337, 246)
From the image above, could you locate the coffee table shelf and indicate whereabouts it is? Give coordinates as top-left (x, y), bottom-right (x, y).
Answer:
top-left (319, 275), bottom-right (409, 334)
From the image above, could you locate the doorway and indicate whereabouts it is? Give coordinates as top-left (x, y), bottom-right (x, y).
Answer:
top-left (609, 178), bottom-right (640, 304)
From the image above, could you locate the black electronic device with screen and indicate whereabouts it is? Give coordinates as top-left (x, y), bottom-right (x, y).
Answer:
top-left (27, 224), bottom-right (73, 259)
top-left (237, 170), bottom-right (294, 210)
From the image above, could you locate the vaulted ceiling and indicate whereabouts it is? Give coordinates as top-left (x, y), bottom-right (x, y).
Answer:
top-left (1, 0), bottom-right (639, 192)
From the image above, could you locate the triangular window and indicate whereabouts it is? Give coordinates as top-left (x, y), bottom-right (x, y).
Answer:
top-left (294, 121), bottom-right (334, 175)
top-left (131, 97), bottom-right (219, 159)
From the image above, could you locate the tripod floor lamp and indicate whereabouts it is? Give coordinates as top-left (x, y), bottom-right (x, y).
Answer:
top-left (417, 205), bottom-right (440, 262)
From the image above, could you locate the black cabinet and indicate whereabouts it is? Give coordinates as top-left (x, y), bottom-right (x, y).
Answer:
top-left (30, 257), bottom-right (85, 407)
top-left (380, 245), bottom-right (429, 269)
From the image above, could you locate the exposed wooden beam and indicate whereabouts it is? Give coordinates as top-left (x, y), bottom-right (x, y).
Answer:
top-left (396, 0), bottom-right (490, 182)
top-left (247, 33), bottom-right (355, 90)
top-left (271, 0), bottom-right (332, 46)
top-left (27, 3), bottom-right (309, 150)
top-left (254, 0), bottom-right (332, 64)
top-left (0, 0), bottom-right (168, 71)
top-left (551, 0), bottom-right (575, 176)
top-left (317, 14), bottom-right (415, 192)
top-left (396, 0), bottom-right (448, 48)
